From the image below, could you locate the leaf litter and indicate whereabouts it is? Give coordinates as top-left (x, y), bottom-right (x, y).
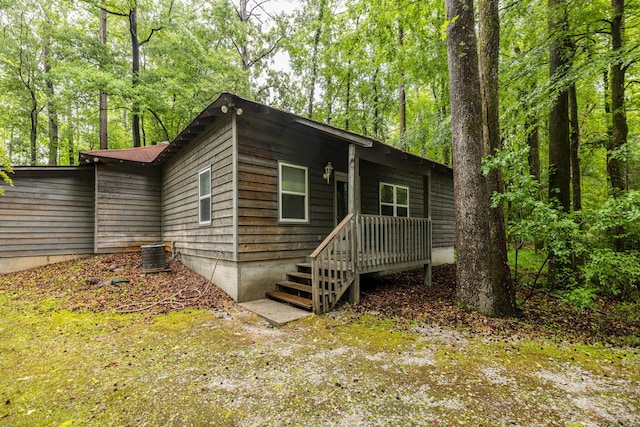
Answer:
top-left (0, 253), bottom-right (639, 426)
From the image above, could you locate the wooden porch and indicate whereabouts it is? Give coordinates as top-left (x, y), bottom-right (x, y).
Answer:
top-left (267, 214), bottom-right (432, 314)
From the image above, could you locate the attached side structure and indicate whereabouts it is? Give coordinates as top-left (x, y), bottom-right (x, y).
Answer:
top-left (0, 93), bottom-right (455, 313)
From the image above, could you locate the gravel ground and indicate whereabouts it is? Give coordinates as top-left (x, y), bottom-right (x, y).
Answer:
top-left (1, 253), bottom-right (639, 426)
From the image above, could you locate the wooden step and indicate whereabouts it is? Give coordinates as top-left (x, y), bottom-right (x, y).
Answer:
top-left (297, 262), bottom-right (311, 271)
top-left (266, 290), bottom-right (313, 310)
top-left (287, 271), bottom-right (312, 282)
top-left (277, 280), bottom-right (312, 294)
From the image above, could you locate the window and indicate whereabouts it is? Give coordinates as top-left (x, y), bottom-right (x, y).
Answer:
top-left (198, 167), bottom-right (211, 225)
top-left (380, 182), bottom-right (409, 217)
top-left (279, 162), bottom-right (308, 222)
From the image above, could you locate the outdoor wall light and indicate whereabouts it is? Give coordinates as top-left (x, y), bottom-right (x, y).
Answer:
top-left (323, 162), bottom-right (334, 183)
top-left (220, 104), bottom-right (243, 115)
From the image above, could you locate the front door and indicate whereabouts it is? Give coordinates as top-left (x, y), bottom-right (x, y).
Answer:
top-left (335, 172), bottom-right (348, 226)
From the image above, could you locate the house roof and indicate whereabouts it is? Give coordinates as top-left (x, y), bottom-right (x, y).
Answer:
top-left (79, 144), bottom-right (169, 165)
top-left (79, 92), bottom-right (451, 174)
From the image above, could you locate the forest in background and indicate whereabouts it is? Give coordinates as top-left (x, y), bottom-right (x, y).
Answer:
top-left (0, 0), bottom-right (639, 313)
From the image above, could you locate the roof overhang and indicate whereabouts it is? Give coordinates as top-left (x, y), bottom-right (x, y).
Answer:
top-left (79, 144), bottom-right (169, 165)
top-left (292, 118), bottom-right (373, 147)
top-left (7, 166), bottom-right (88, 172)
top-left (72, 92), bottom-right (451, 174)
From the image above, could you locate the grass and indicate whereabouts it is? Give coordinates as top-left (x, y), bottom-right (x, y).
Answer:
top-left (508, 246), bottom-right (549, 281)
top-left (1, 288), bottom-right (639, 426)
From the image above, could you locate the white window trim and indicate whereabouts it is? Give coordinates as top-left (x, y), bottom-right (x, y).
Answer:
top-left (198, 166), bottom-right (212, 225)
top-left (279, 162), bottom-right (309, 223)
top-left (380, 182), bottom-right (410, 217)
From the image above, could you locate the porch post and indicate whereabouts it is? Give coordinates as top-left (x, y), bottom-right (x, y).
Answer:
top-left (424, 263), bottom-right (432, 287)
top-left (347, 143), bottom-right (360, 216)
top-left (348, 143), bottom-right (360, 305)
top-left (424, 173), bottom-right (432, 287)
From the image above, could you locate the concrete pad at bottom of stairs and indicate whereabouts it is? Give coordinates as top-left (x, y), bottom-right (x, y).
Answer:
top-left (239, 298), bottom-right (312, 326)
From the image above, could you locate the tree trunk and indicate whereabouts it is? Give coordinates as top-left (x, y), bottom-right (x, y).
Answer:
top-left (326, 75), bottom-right (333, 124)
top-left (104, 0), bottom-right (171, 148)
top-left (527, 116), bottom-right (541, 182)
top-left (398, 24), bottom-right (406, 136)
top-left (345, 63), bottom-right (352, 131)
top-left (373, 68), bottom-right (380, 138)
top-left (569, 83), bottom-right (581, 212)
top-left (439, 104), bottom-right (451, 166)
top-left (29, 92), bottom-right (38, 166)
top-left (527, 114), bottom-right (544, 251)
top-left (100, 1), bottom-right (108, 150)
top-left (445, 0), bottom-right (504, 317)
top-left (477, 0), bottom-right (516, 315)
top-left (129, 5), bottom-right (141, 148)
top-left (308, 0), bottom-right (326, 119)
top-left (518, 46), bottom-right (540, 184)
top-left (547, 0), bottom-right (571, 213)
top-left (547, 0), bottom-right (572, 283)
top-left (609, 0), bottom-right (627, 251)
top-left (43, 12), bottom-right (59, 166)
top-left (44, 49), bottom-right (58, 165)
top-left (236, 0), bottom-right (251, 70)
top-left (66, 122), bottom-right (75, 166)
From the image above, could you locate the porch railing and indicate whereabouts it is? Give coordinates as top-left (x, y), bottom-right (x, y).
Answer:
top-left (357, 215), bottom-right (432, 274)
top-left (310, 214), bottom-right (432, 313)
top-left (309, 214), bottom-right (357, 314)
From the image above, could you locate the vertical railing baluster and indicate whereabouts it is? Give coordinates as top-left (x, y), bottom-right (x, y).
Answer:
top-left (371, 216), bottom-right (376, 268)
top-left (406, 219), bottom-right (410, 262)
top-left (392, 216), bottom-right (395, 265)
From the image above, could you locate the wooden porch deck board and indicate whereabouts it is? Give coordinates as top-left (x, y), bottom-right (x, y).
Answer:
top-left (317, 256), bottom-right (430, 274)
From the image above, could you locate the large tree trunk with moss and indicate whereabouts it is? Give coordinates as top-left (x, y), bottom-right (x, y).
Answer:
top-left (547, 0), bottom-right (571, 212)
top-left (609, 0), bottom-right (628, 251)
top-left (477, 0), bottom-right (516, 315)
top-left (445, 0), bottom-right (511, 317)
top-left (569, 83), bottom-right (581, 212)
top-left (547, 0), bottom-right (572, 283)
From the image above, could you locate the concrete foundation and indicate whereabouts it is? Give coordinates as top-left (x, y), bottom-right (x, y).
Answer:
top-left (432, 247), bottom-right (455, 266)
top-left (178, 254), bottom-right (305, 303)
top-left (0, 255), bottom-right (85, 274)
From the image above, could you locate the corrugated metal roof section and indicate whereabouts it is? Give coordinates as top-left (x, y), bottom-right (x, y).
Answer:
top-left (80, 144), bottom-right (169, 164)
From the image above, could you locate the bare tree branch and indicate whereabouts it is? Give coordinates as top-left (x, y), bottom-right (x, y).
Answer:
top-left (245, 35), bottom-right (285, 69)
top-left (148, 109), bottom-right (170, 142)
top-left (140, 0), bottom-right (175, 45)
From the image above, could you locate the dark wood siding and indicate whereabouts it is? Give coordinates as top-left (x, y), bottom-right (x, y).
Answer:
top-left (236, 115), bottom-right (349, 262)
top-left (95, 163), bottom-right (162, 253)
top-left (359, 160), bottom-right (424, 218)
top-left (0, 168), bottom-right (94, 257)
top-left (431, 170), bottom-right (455, 248)
top-left (162, 119), bottom-right (235, 261)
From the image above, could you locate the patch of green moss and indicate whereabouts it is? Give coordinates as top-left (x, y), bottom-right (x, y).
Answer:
top-left (1, 290), bottom-right (638, 426)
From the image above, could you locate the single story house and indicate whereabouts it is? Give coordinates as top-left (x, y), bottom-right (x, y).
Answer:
top-left (0, 93), bottom-right (454, 313)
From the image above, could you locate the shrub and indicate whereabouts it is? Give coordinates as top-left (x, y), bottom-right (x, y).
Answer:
top-left (583, 249), bottom-right (640, 299)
